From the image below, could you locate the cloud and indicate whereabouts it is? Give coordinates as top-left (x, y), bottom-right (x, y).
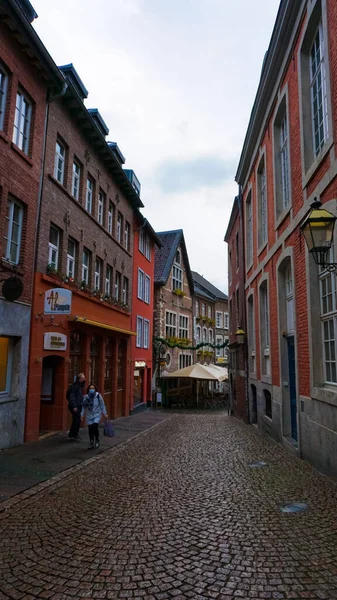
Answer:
top-left (156, 155), bottom-right (236, 194)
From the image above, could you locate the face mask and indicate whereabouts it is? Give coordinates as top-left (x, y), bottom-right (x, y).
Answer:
top-left (89, 390), bottom-right (96, 398)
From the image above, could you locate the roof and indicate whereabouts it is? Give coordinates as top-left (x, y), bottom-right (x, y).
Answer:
top-left (224, 196), bottom-right (239, 243)
top-left (191, 271), bottom-right (228, 301)
top-left (134, 210), bottom-right (162, 248)
top-left (193, 284), bottom-right (215, 302)
top-left (154, 229), bottom-right (194, 293)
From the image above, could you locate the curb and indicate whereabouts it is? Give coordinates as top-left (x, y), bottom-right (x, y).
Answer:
top-left (0, 415), bottom-right (173, 519)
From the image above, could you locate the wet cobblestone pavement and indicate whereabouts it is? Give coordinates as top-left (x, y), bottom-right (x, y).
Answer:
top-left (1, 413), bottom-right (337, 600)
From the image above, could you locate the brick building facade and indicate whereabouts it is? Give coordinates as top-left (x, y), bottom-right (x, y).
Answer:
top-left (227, 0), bottom-right (337, 475)
top-left (0, 0), bottom-right (63, 448)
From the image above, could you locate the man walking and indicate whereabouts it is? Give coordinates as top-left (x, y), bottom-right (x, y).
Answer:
top-left (68, 372), bottom-right (86, 441)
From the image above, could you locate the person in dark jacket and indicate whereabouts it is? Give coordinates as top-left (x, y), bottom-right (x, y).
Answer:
top-left (68, 372), bottom-right (86, 441)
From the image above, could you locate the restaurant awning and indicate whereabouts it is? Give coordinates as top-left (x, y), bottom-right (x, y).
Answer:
top-left (68, 315), bottom-right (136, 336)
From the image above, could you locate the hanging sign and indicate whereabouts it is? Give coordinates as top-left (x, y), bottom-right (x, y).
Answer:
top-left (44, 288), bottom-right (72, 314)
top-left (135, 361), bottom-right (146, 368)
top-left (44, 332), bottom-right (67, 351)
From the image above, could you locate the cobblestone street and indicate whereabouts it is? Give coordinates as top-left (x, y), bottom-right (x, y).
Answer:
top-left (1, 413), bottom-right (337, 600)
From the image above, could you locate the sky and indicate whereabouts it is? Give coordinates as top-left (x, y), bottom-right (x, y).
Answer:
top-left (32, 0), bottom-right (280, 293)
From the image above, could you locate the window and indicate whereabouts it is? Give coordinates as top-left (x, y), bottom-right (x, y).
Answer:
top-left (136, 316), bottom-right (143, 348)
top-left (280, 114), bottom-right (290, 209)
top-left (248, 295), bottom-right (256, 373)
top-left (89, 335), bottom-right (100, 386)
top-left (117, 212), bottom-right (123, 244)
top-left (66, 238), bottom-right (76, 279)
top-left (320, 253), bottom-right (337, 383)
top-left (94, 258), bottom-right (102, 291)
top-left (0, 337), bottom-right (12, 396)
top-left (257, 156), bottom-right (267, 248)
top-left (216, 335), bottom-right (223, 358)
top-left (108, 201), bottom-right (114, 235)
top-left (104, 338), bottom-right (113, 393)
top-left (236, 290), bottom-right (240, 328)
top-left (179, 354), bottom-right (192, 369)
top-left (105, 265), bottom-right (112, 296)
top-left (196, 326), bottom-right (201, 344)
top-left (208, 329), bottom-right (213, 344)
top-left (13, 90), bottom-right (31, 154)
top-left (165, 311), bottom-right (176, 338)
top-left (115, 270), bottom-right (121, 301)
top-left (0, 66), bottom-right (8, 131)
top-left (125, 221), bottom-right (130, 252)
top-left (138, 269), bottom-right (144, 300)
top-left (175, 249), bottom-right (181, 264)
top-left (82, 249), bottom-right (90, 284)
top-left (274, 99), bottom-right (291, 219)
top-left (228, 251), bottom-right (232, 284)
top-left (208, 306), bottom-right (212, 319)
top-left (310, 23), bottom-right (328, 157)
top-left (98, 191), bottom-right (105, 226)
top-left (143, 319), bottom-right (150, 349)
top-left (122, 276), bottom-right (129, 306)
top-left (201, 303), bottom-right (206, 317)
top-left (236, 232), bottom-right (239, 269)
top-left (145, 235), bottom-right (151, 260)
top-left (54, 140), bottom-right (65, 184)
top-left (246, 192), bottom-right (253, 266)
top-left (4, 198), bottom-right (24, 264)
top-left (172, 265), bottom-right (183, 291)
top-left (264, 390), bottom-right (272, 419)
top-left (224, 312), bottom-right (229, 329)
top-left (139, 229), bottom-right (145, 253)
top-left (216, 311), bottom-right (222, 328)
top-left (203, 327), bottom-right (207, 343)
top-left (144, 275), bottom-right (150, 304)
top-left (72, 161), bottom-right (80, 200)
top-left (195, 300), bottom-right (199, 316)
top-left (48, 225), bottom-right (60, 270)
top-left (260, 282), bottom-right (270, 376)
top-left (224, 337), bottom-right (229, 361)
top-left (86, 177), bottom-right (93, 213)
top-left (179, 315), bottom-right (189, 339)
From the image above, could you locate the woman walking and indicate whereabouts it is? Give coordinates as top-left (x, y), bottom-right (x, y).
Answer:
top-left (81, 384), bottom-right (108, 449)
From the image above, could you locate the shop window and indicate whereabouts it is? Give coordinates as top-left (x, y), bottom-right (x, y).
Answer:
top-left (117, 340), bottom-right (127, 390)
top-left (89, 335), bottom-right (100, 385)
top-left (104, 337), bottom-right (114, 393)
top-left (69, 331), bottom-right (84, 384)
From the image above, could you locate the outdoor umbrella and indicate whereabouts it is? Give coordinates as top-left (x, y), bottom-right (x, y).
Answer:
top-left (162, 362), bottom-right (227, 405)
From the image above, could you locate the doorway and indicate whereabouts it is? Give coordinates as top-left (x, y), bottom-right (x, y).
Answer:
top-left (287, 336), bottom-right (297, 441)
top-left (40, 355), bottom-right (64, 433)
top-left (251, 384), bottom-right (257, 424)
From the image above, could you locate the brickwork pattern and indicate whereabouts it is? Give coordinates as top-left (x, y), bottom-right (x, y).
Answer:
top-left (1, 414), bottom-right (337, 599)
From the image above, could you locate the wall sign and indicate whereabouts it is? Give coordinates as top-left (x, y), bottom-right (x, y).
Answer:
top-left (135, 360), bottom-right (146, 368)
top-left (44, 288), bottom-right (72, 314)
top-left (44, 333), bottom-right (67, 351)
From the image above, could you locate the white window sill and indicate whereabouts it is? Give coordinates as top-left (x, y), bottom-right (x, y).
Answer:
top-left (257, 241), bottom-right (268, 257)
top-left (0, 395), bottom-right (19, 405)
top-left (302, 138), bottom-right (333, 189)
top-left (275, 205), bottom-right (291, 230)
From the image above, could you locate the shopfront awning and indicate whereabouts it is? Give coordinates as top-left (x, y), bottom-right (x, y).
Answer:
top-left (69, 315), bottom-right (136, 336)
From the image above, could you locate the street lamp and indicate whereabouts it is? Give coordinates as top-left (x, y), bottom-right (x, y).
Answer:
top-left (300, 198), bottom-right (337, 269)
top-left (235, 327), bottom-right (245, 345)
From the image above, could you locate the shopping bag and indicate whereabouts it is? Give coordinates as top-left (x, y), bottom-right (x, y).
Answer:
top-left (103, 420), bottom-right (115, 437)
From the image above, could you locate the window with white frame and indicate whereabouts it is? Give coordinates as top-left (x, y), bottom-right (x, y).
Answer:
top-left (319, 250), bottom-right (337, 383)
top-left (195, 300), bottom-right (199, 316)
top-left (224, 312), bottom-right (229, 329)
top-left (258, 157), bottom-right (267, 248)
top-left (4, 198), bottom-right (24, 265)
top-left (72, 161), bottom-right (80, 200)
top-left (165, 311), bottom-right (176, 338)
top-left (280, 114), bottom-right (290, 209)
top-left (125, 221), bottom-right (130, 252)
top-left (246, 191), bottom-right (253, 265)
top-left (196, 326), bottom-right (201, 344)
top-left (117, 212), bottom-right (123, 244)
top-left (54, 140), bottom-right (65, 184)
top-left (260, 282), bottom-right (270, 376)
top-left (105, 265), bottom-right (112, 296)
top-left (82, 249), bottom-right (90, 284)
top-left (139, 229), bottom-right (145, 253)
top-left (66, 238), bottom-right (76, 279)
top-left (86, 177), bottom-right (93, 213)
top-left (310, 23), bottom-right (328, 157)
top-left (224, 337), bottom-right (229, 361)
top-left (94, 258), bottom-right (102, 291)
top-left (216, 311), bottom-right (222, 328)
top-left (122, 276), bottom-right (129, 305)
top-left (274, 99), bottom-right (291, 219)
top-left (145, 235), bottom-right (151, 260)
top-left (179, 315), bottom-right (189, 339)
top-left (98, 191), bottom-right (105, 225)
top-left (216, 335), bottom-right (223, 358)
top-left (136, 316), bottom-right (143, 348)
top-left (0, 66), bottom-right (8, 131)
top-left (0, 337), bottom-right (12, 396)
top-left (201, 303), bottom-right (206, 317)
top-left (172, 265), bottom-right (183, 291)
top-left (13, 90), bottom-right (31, 154)
top-left (48, 225), bottom-right (60, 270)
top-left (144, 274), bottom-right (150, 304)
top-left (228, 251), bottom-right (232, 284)
top-left (236, 232), bottom-right (239, 270)
top-left (138, 268), bottom-right (144, 300)
top-left (108, 201), bottom-right (114, 234)
top-left (208, 306), bottom-right (212, 319)
top-left (179, 354), bottom-right (192, 369)
top-left (247, 295), bottom-right (256, 373)
top-left (115, 271), bottom-right (121, 301)
top-left (143, 319), bottom-right (150, 349)
top-left (175, 249), bottom-right (181, 264)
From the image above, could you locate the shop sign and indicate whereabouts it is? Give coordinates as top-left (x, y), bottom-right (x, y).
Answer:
top-left (134, 370), bottom-right (140, 377)
top-left (44, 332), bottom-right (67, 351)
top-left (44, 288), bottom-right (72, 314)
top-left (135, 360), bottom-right (146, 368)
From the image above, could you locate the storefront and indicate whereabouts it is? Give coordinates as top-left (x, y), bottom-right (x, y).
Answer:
top-left (133, 360), bottom-right (151, 409)
top-left (25, 273), bottom-right (135, 442)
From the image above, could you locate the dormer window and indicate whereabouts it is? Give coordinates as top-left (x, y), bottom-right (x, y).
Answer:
top-left (175, 249), bottom-right (181, 265)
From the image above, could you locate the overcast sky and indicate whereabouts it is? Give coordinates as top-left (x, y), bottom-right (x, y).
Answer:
top-left (33, 0), bottom-right (280, 293)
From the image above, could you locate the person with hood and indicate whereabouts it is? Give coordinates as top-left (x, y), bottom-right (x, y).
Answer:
top-left (81, 383), bottom-right (108, 449)
top-left (67, 372), bottom-right (86, 441)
